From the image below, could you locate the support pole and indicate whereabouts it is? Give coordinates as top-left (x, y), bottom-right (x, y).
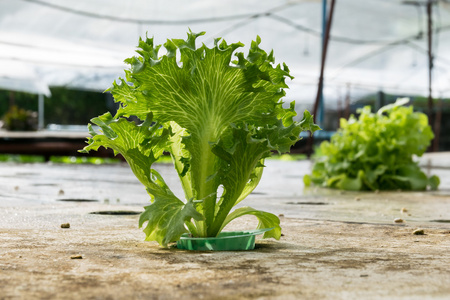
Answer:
top-left (38, 94), bottom-right (44, 130)
top-left (376, 90), bottom-right (385, 110)
top-left (313, 0), bottom-right (336, 124)
top-left (318, 0), bottom-right (327, 125)
top-left (426, 0), bottom-right (435, 151)
top-left (307, 0), bottom-right (336, 156)
top-left (433, 96), bottom-right (442, 151)
top-left (344, 83), bottom-right (350, 120)
top-left (337, 95), bottom-right (342, 128)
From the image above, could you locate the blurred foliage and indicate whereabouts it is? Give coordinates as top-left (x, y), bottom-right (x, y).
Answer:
top-left (0, 154), bottom-right (182, 164)
top-left (268, 153), bottom-right (307, 161)
top-left (2, 105), bottom-right (38, 131)
top-left (0, 154), bottom-right (45, 163)
top-left (0, 152), bottom-right (308, 164)
top-left (0, 154), bottom-right (121, 164)
top-left (305, 99), bottom-right (439, 191)
top-left (355, 94), bottom-right (450, 113)
top-left (49, 156), bottom-right (120, 164)
top-left (0, 88), bottom-right (116, 127)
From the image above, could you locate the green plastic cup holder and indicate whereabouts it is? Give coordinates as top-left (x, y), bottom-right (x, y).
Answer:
top-left (176, 228), bottom-right (274, 251)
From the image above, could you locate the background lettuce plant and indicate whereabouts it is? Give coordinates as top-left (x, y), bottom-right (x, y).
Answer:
top-left (82, 31), bottom-right (319, 247)
top-left (304, 98), bottom-right (440, 191)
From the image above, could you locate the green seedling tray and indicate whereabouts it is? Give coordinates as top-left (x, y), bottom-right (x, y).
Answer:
top-left (176, 228), bottom-right (274, 251)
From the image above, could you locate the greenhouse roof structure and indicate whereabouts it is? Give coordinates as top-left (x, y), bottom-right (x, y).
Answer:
top-left (1, 0), bottom-right (450, 105)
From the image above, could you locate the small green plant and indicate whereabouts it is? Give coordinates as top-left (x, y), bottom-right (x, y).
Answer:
top-left (0, 154), bottom-right (45, 163)
top-left (81, 31), bottom-right (319, 247)
top-left (304, 98), bottom-right (440, 191)
top-left (2, 105), bottom-right (38, 131)
top-left (49, 156), bottom-right (121, 164)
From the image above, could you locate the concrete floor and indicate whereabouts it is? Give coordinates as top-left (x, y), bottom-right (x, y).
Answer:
top-left (0, 154), bottom-right (449, 299)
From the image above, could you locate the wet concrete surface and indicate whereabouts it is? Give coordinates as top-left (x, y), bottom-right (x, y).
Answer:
top-left (0, 154), bottom-right (449, 299)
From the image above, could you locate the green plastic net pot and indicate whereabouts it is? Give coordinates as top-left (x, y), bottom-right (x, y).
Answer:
top-left (176, 228), bottom-right (274, 251)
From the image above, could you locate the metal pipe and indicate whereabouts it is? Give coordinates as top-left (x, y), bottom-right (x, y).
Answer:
top-left (307, 0), bottom-right (336, 156)
top-left (427, 0), bottom-right (435, 150)
top-left (433, 96), bottom-right (442, 151)
top-left (38, 94), bottom-right (44, 130)
top-left (313, 0), bottom-right (336, 124)
top-left (319, 0), bottom-right (327, 125)
top-left (345, 83), bottom-right (350, 120)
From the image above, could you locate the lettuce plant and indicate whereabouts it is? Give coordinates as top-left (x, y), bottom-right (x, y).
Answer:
top-left (82, 31), bottom-right (319, 247)
top-left (304, 98), bottom-right (440, 191)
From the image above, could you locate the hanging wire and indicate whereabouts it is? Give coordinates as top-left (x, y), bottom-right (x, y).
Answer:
top-left (0, 39), bottom-right (127, 59)
top-left (9, 0), bottom-right (450, 78)
top-left (406, 40), bottom-right (450, 66)
top-left (435, 0), bottom-right (442, 59)
top-left (303, 31), bottom-right (310, 56)
top-left (268, 13), bottom-right (433, 45)
top-left (411, 2), bottom-right (424, 67)
top-left (195, 2), bottom-right (300, 45)
top-left (15, 0), bottom-right (450, 46)
top-left (415, 1), bottom-right (424, 39)
top-left (20, 0), bottom-right (267, 25)
top-left (328, 0), bottom-right (450, 82)
top-left (0, 54), bottom-right (124, 68)
top-left (328, 39), bottom-right (416, 79)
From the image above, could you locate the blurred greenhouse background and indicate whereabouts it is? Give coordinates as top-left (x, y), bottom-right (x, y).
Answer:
top-left (1, 0), bottom-right (450, 157)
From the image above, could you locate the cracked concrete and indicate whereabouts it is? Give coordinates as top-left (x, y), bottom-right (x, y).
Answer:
top-left (0, 154), bottom-right (449, 299)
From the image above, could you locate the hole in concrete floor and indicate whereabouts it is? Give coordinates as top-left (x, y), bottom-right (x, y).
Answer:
top-left (430, 189), bottom-right (450, 197)
top-left (285, 201), bottom-right (330, 205)
top-left (57, 198), bottom-right (99, 202)
top-left (430, 219), bottom-right (450, 223)
top-left (89, 210), bottom-right (142, 215)
top-left (15, 172), bottom-right (39, 176)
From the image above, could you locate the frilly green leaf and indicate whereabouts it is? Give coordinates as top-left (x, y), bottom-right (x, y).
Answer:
top-left (82, 30), bottom-right (318, 246)
top-left (218, 206), bottom-right (281, 240)
top-left (139, 198), bottom-right (204, 247)
top-left (306, 98), bottom-right (439, 191)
